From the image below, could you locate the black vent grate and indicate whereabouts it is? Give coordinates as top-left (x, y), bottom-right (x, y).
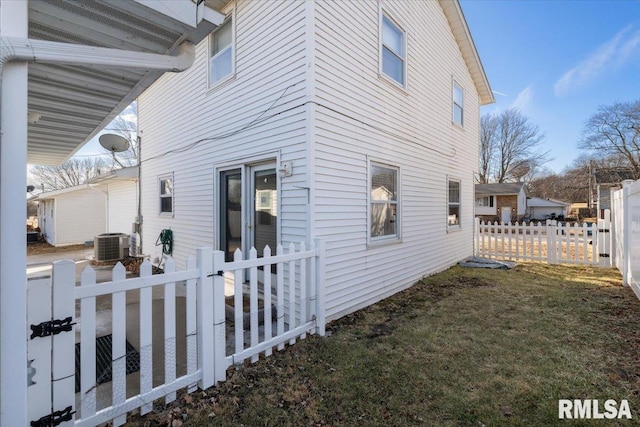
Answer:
top-left (75, 334), bottom-right (140, 393)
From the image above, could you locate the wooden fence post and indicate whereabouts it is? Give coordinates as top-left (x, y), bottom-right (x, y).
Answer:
top-left (197, 248), bottom-right (215, 390)
top-left (211, 250), bottom-right (227, 383)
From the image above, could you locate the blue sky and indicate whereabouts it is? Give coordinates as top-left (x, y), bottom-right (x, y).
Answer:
top-left (460, 0), bottom-right (640, 173)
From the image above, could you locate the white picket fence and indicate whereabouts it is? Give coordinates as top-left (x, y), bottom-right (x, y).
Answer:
top-left (474, 218), bottom-right (610, 266)
top-left (26, 241), bottom-right (325, 427)
top-left (611, 180), bottom-right (640, 297)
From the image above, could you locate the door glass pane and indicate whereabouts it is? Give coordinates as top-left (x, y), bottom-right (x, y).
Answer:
top-left (254, 169), bottom-right (277, 257)
top-left (221, 170), bottom-right (242, 262)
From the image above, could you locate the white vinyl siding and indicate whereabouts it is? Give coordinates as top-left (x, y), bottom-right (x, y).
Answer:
top-left (313, 0), bottom-right (481, 319)
top-left (39, 188), bottom-right (106, 246)
top-left (105, 180), bottom-right (137, 234)
top-left (138, 0), bottom-right (485, 320)
top-left (139, 0), bottom-right (309, 268)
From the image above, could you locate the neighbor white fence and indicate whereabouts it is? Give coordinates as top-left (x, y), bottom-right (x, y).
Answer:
top-left (26, 241), bottom-right (324, 427)
top-left (474, 218), bottom-right (610, 266)
top-left (611, 180), bottom-right (640, 297)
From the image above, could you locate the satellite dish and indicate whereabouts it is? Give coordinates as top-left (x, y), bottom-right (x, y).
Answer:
top-left (99, 134), bottom-right (130, 153)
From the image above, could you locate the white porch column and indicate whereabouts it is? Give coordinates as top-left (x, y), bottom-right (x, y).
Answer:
top-left (0, 0), bottom-right (29, 425)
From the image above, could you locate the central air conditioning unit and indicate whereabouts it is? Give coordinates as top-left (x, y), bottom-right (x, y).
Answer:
top-left (94, 233), bottom-right (129, 262)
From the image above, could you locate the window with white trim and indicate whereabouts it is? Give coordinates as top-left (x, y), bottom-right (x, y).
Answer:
top-left (453, 82), bottom-right (464, 126)
top-left (381, 14), bottom-right (406, 86)
top-left (370, 162), bottom-right (399, 239)
top-left (448, 179), bottom-right (461, 227)
top-left (476, 196), bottom-right (493, 207)
top-left (159, 175), bottom-right (174, 215)
top-left (209, 17), bottom-right (234, 87)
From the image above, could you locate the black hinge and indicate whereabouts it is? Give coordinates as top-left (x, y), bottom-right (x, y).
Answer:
top-left (599, 253), bottom-right (610, 258)
top-left (30, 317), bottom-right (75, 340)
top-left (31, 406), bottom-right (74, 427)
top-left (598, 229), bottom-right (610, 233)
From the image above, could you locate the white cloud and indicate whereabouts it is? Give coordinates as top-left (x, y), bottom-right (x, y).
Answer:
top-left (510, 85), bottom-right (534, 112)
top-left (554, 25), bottom-right (640, 96)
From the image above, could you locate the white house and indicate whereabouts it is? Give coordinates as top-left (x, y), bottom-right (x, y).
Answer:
top-left (527, 197), bottom-right (569, 221)
top-left (475, 182), bottom-right (528, 223)
top-left (36, 185), bottom-right (106, 246)
top-left (138, 0), bottom-right (493, 320)
top-left (34, 167), bottom-right (138, 246)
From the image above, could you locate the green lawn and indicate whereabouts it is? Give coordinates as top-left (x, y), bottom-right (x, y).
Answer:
top-left (133, 263), bottom-right (640, 426)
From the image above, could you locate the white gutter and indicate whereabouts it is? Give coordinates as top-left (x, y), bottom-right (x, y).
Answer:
top-left (0, 37), bottom-right (195, 72)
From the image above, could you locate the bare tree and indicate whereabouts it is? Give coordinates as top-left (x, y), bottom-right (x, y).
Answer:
top-left (579, 100), bottom-right (640, 179)
top-left (29, 157), bottom-right (110, 191)
top-left (479, 108), bottom-right (550, 183)
top-left (479, 113), bottom-right (498, 183)
top-left (494, 108), bottom-right (549, 183)
top-left (527, 155), bottom-right (594, 203)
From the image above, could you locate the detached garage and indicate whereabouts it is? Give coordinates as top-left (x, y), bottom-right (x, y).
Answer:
top-left (36, 184), bottom-right (106, 246)
top-left (35, 166), bottom-right (138, 246)
top-left (527, 197), bottom-right (569, 221)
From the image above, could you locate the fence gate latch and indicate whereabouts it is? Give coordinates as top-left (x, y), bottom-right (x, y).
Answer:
top-left (30, 406), bottom-right (74, 427)
top-left (30, 317), bottom-right (75, 340)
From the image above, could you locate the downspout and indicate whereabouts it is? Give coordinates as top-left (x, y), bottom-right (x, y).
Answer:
top-left (0, 34), bottom-right (196, 427)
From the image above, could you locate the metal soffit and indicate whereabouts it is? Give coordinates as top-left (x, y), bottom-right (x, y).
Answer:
top-left (18, 0), bottom-right (219, 165)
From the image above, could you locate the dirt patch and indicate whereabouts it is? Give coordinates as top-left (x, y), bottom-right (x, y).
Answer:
top-left (27, 242), bottom-right (90, 256)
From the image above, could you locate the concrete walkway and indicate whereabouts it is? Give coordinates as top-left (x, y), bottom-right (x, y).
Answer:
top-left (27, 248), bottom-right (114, 282)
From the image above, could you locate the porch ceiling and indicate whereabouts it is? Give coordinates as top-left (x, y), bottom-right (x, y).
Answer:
top-left (23, 0), bottom-right (221, 165)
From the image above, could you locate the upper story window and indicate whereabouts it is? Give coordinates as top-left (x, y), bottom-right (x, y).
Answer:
top-left (159, 174), bottom-right (174, 215)
top-left (209, 17), bottom-right (234, 87)
top-left (448, 178), bottom-right (461, 228)
top-left (381, 14), bottom-right (406, 87)
top-left (370, 161), bottom-right (400, 241)
top-left (453, 82), bottom-right (464, 126)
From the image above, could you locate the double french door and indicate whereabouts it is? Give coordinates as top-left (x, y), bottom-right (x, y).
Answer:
top-left (219, 162), bottom-right (277, 262)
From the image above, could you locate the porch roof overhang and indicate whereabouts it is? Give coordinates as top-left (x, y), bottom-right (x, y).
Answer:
top-left (11, 0), bottom-right (225, 165)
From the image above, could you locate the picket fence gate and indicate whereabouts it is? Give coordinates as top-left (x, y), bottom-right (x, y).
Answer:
top-left (26, 240), bottom-right (325, 427)
top-left (474, 217), bottom-right (612, 267)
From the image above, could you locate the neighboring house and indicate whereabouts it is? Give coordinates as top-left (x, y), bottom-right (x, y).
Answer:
top-left (475, 182), bottom-right (528, 223)
top-left (138, 0), bottom-right (494, 320)
top-left (526, 197), bottom-right (569, 221)
top-left (35, 185), bottom-right (106, 247)
top-left (35, 166), bottom-right (138, 246)
top-left (593, 168), bottom-right (635, 218)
